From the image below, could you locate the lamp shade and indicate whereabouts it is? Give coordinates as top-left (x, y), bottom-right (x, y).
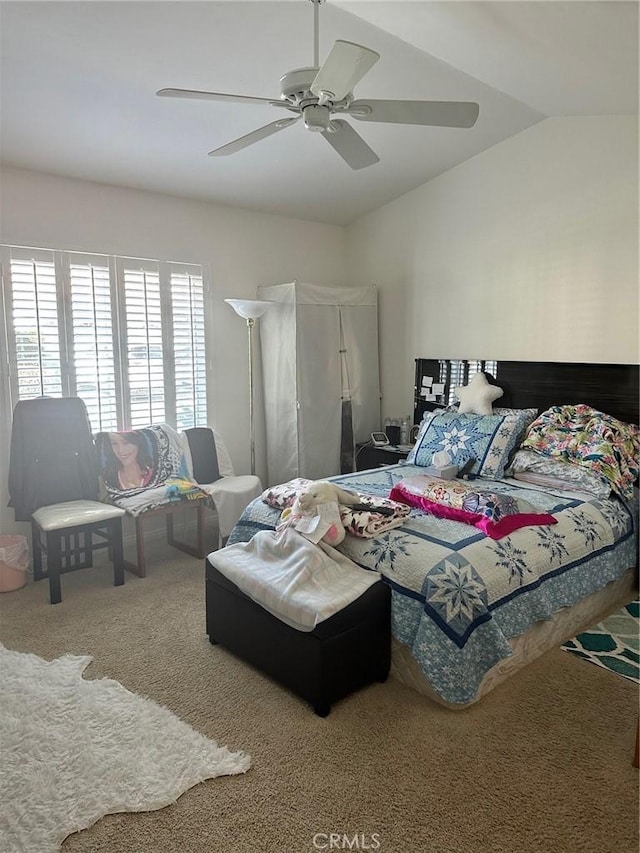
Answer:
top-left (224, 298), bottom-right (273, 320)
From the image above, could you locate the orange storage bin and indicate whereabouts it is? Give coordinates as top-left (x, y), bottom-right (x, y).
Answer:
top-left (0, 535), bottom-right (29, 592)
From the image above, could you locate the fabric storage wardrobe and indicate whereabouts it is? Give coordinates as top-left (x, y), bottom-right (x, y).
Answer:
top-left (257, 282), bottom-right (380, 485)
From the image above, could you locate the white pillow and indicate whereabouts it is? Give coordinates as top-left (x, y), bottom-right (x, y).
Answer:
top-left (455, 372), bottom-right (503, 415)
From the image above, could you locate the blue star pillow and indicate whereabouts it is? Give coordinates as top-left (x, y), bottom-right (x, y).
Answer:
top-left (407, 409), bottom-right (531, 479)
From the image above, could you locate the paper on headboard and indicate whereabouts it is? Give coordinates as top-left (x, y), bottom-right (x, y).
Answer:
top-left (432, 383), bottom-right (445, 394)
top-left (421, 377), bottom-right (433, 387)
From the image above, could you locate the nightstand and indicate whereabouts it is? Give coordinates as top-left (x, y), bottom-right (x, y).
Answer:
top-left (356, 444), bottom-right (410, 471)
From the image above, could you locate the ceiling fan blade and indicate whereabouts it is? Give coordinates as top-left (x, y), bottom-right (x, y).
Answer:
top-left (348, 100), bottom-right (480, 128)
top-left (321, 120), bottom-right (379, 171)
top-left (208, 117), bottom-right (299, 157)
top-left (157, 88), bottom-right (284, 108)
top-left (311, 40), bottom-right (380, 103)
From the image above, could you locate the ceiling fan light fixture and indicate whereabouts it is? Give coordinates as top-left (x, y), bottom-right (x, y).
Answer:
top-left (303, 103), bottom-right (331, 132)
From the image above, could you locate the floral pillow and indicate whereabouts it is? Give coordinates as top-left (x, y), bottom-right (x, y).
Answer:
top-left (521, 404), bottom-right (640, 498)
top-left (261, 478), bottom-right (313, 510)
top-left (407, 409), bottom-right (534, 480)
top-left (390, 475), bottom-right (556, 539)
top-left (508, 449), bottom-right (611, 498)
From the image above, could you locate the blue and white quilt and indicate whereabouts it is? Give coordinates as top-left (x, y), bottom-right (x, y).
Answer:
top-left (228, 464), bottom-right (639, 705)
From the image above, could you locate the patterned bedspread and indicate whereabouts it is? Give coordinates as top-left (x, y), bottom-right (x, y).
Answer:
top-left (228, 464), bottom-right (639, 705)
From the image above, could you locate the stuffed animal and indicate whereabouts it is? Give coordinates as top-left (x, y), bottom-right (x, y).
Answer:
top-left (297, 481), bottom-right (361, 511)
top-left (279, 481), bottom-right (360, 546)
top-left (279, 480), bottom-right (395, 546)
top-left (298, 480), bottom-right (395, 517)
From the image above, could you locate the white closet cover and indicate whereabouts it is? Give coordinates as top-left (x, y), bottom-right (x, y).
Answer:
top-left (258, 282), bottom-right (380, 486)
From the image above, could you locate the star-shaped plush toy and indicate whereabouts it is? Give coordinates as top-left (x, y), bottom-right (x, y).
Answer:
top-left (455, 372), bottom-right (503, 415)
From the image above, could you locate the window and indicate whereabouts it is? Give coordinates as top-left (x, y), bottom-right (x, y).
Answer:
top-left (440, 359), bottom-right (498, 405)
top-left (1, 245), bottom-right (208, 432)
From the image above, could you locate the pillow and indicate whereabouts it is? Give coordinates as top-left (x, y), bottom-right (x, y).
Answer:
top-left (454, 372), bottom-right (504, 415)
top-left (390, 476), bottom-right (557, 540)
top-left (493, 406), bottom-right (539, 424)
top-left (492, 407), bottom-right (539, 464)
top-left (508, 449), bottom-right (612, 498)
top-left (445, 406), bottom-right (538, 465)
top-left (521, 404), bottom-right (640, 498)
top-left (262, 477), bottom-right (313, 510)
top-left (407, 409), bottom-right (532, 480)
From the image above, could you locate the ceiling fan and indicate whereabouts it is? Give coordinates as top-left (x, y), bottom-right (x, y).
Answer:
top-left (157, 0), bottom-right (479, 170)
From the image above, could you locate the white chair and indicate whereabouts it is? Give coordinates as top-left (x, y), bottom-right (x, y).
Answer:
top-left (31, 500), bottom-right (126, 605)
top-left (182, 428), bottom-right (263, 548)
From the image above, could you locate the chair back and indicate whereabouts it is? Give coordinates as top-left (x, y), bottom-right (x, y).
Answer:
top-left (183, 427), bottom-right (223, 484)
top-left (8, 397), bottom-right (99, 521)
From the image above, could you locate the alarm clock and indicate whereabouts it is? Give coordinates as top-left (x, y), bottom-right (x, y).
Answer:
top-left (371, 432), bottom-right (390, 447)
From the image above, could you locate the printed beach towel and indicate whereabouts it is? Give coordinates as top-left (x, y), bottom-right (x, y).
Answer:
top-left (95, 425), bottom-right (206, 514)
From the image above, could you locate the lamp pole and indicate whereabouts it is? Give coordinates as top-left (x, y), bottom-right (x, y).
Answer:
top-left (225, 299), bottom-right (274, 477)
top-left (246, 316), bottom-right (256, 477)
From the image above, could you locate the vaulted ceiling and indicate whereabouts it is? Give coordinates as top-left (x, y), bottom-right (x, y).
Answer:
top-left (1, 1), bottom-right (637, 225)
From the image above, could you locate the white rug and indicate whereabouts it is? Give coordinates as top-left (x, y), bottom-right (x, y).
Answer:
top-left (0, 644), bottom-right (251, 852)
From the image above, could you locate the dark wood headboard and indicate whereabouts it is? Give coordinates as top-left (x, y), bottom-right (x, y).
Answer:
top-left (414, 360), bottom-right (639, 426)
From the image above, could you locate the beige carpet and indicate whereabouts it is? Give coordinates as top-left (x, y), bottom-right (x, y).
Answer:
top-left (0, 537), bottom-right (638, 853)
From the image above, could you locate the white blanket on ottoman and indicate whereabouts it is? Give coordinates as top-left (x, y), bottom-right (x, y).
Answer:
top-left (209, 528), bottom-right (380, 632)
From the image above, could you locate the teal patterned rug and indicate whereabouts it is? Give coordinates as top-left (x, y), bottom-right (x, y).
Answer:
top-left (561, 600), bottom-right (639, 683)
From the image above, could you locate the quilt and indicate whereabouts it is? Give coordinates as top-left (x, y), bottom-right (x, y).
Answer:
top-left (229, 464), bottom-right (639, 705)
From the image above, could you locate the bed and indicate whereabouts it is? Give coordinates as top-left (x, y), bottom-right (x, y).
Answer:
top-left (227, 360), bottom-right (639, 708)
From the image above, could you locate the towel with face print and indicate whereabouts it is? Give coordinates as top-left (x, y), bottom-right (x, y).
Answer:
top-left (95, 425), bottom-right (206, 513)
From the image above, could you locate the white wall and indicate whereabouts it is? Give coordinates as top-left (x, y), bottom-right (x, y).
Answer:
top-left (345, 116), bottom-right (639, 422)
top-left (2, 116), bottom-right (638, 533)
top-left (0, 166), bottom-right (347, 533)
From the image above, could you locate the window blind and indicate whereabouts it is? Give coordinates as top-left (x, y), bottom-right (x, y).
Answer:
top-left (442, 359), bottom-right (499, 405)
top-left (7, 250), bottom-right (63, 400)
top-left (69, 255), bottom-right (118, 431)
top-left (122, 263), bottom-right (166, 428)
top-left (171, 267), bottom-right (206, 430)
top-left (1, 245), bottom-right (208, 432)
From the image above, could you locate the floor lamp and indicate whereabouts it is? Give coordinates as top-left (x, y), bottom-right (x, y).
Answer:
top-left (224, 298), bottom-right (273, 476)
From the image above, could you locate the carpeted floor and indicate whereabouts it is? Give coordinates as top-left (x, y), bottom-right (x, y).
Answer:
top-left (0, 536), bottom-right (638, 853)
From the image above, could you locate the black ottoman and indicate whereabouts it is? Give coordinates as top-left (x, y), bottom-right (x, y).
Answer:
top-left (205, 556), bottom-right (391, 716)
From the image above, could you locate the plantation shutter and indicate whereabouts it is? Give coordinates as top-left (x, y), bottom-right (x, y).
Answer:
top-left (119, 259), bottom-right (166, 428)
top-left (4, 247), bottom-right (64, 401)
top-left (170, 264), bottom-right (207, 429)
top-left (444, 359), bottom-right (498, 405)
top-left (67, 254), bottom-right (119, 432)
top-left (2, 245), bottom-right (208, 432)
